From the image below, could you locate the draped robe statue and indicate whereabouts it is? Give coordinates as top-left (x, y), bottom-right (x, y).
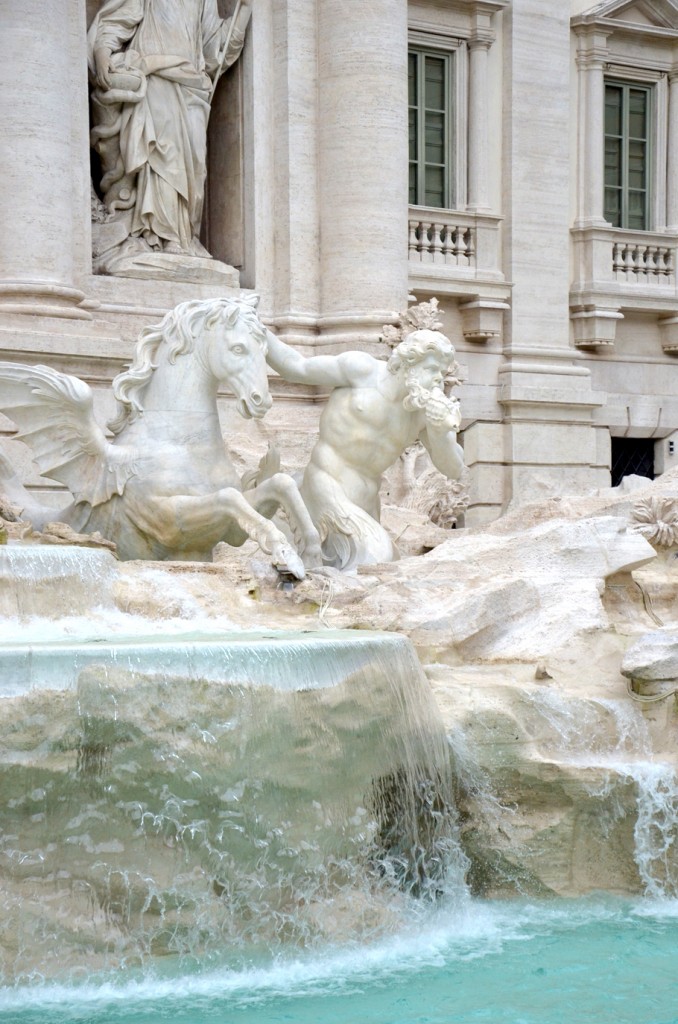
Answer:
top-left (88, 0), bottom-right (252, 273)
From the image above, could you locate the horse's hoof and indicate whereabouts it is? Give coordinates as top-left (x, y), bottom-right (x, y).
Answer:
top-left (303, 544), bottom-right (324, 569)
top-left (272, 544), bottom-right (306, 581)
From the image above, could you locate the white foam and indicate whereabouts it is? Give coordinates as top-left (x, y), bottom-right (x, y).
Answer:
top-left (0, 898), bottom-right (635, 1015)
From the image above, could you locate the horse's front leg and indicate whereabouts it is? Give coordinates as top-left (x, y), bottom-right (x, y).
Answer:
top-left (244, 473), bottom-right (323, 569)
top-left (143, 489), bottom-right (307, 579)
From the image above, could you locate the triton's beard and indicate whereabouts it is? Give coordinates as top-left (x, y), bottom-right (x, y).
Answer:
top-left (402, 374), bottom-right (432, 412)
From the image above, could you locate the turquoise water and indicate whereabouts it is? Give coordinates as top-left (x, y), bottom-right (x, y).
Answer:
top-left (3, 898), bottom-right (678, 1024)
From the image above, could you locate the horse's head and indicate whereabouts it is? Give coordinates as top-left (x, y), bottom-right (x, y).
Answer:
top-left (108, 297), bottom-right (272, 435)
top-left (203, 303), bottom-right (272, 420)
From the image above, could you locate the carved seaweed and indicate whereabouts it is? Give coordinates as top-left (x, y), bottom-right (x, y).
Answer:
top-left (631, 497), bottom-right (678, 548)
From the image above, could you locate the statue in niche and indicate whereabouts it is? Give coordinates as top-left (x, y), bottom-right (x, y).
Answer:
top-left (0, 297), bottom-right (322, 578)
top-left (265, 327), bottom-right (465, 570)
top-left (87, 0), bottom-right (252, 279)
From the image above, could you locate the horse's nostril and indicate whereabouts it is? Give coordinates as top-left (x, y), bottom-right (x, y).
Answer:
top-left (251, 392), bottom-right (262, 405)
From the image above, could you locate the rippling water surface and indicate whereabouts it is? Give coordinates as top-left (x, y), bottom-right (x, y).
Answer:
top-left (3, 898), bottom-right (678, 1024)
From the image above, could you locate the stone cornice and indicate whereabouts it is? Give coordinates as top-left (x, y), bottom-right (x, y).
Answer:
top-left (574, 24), bottom-right (613, 66)
top-left (572, 2), bottom-right (678, 41)
top-left (573, 0), bottom-right (678, 33)
top-left (412, 0), bottom-right (509, 17)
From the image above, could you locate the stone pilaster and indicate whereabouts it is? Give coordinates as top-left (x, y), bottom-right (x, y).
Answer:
top-left (467, 15), bottom-right (494, 214)
top-left (257, 0), bottom-right (321, 346)
top-left (0, 0), bottom-right (91, 319)
top-left (667, 67), bottom-right (678, 232)
top-left (316, 0), bottom-right (409, 347)
top-left (574, 26), bottom-right (611, 229)
top-left (484, 0), bottom-right (608, 513)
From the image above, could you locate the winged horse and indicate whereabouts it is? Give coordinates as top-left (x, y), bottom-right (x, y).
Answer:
top-left (0, 297), bottom-right (322, 578)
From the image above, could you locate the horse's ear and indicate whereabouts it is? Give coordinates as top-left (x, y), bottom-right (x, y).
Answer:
top-left (241, 293), bottom-right (260, 310)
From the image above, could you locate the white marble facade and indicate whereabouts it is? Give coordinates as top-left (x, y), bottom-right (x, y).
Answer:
top-left (1, 0), bottom-right (678, 525)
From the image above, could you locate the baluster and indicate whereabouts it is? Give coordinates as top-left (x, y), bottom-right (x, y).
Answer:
top-left (451, 225), bottom-right (465, 266)
top-left (612, 242), bottom-right (622, 275)
top-left (645, 245), bottom-right (657, 279)
top-left (636, 245), bottom-right (648, 284)
top-left (623, 244), bottom-right (635, 277)
top-left (431, 222), bottom-right (444, 264)
top-left (419, 221), bottom-right (433, 262)
top-left (408, 220), bottom-right (420, 261)
top-left (665, 247), bottom-right (675, 279)
top-left (463, 227), bottom-right (475, 265)
top-left (441, 223), bottom-right (454, 263)
top-left (659, 247), bottom-right (668, 275)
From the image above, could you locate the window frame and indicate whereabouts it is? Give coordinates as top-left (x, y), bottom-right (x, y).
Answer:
top-left (602, 64), bottom-right (668, 233)
top-left (408, 30), bottom-right (467, 212)
top-left (409, 47), bottom-right (455, 209)
top-left (604, 78), bottom-right (653, 231)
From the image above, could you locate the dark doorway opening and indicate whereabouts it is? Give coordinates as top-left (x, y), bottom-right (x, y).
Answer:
top-left (610, 437), bottom-right (655, 488)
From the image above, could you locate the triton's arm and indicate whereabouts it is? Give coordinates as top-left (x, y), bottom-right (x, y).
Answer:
top-left (420, 391), bottom-right (465, 480)
top-left (265, 329), bottom-right (376, 388)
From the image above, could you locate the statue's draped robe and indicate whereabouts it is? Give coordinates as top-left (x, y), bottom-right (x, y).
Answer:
top-left (88, 0), bottom-right (241, 250)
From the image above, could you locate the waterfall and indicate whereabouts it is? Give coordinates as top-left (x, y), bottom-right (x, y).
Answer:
top-left (0, 612), bottom-right (468, 983)
top-left (525, 688), bottom-right (678, 898)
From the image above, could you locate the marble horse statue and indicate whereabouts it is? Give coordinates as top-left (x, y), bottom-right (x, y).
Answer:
top-left (0, 297), bottom-right (322, 578)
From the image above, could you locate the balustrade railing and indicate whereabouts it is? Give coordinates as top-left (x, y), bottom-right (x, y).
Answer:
top-left (612, 240), bottom-right (675, 285)
top-left (408, 216), bottom-right (476, 267)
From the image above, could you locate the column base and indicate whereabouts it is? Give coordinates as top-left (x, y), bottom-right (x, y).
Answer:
top-left (0, 283), bottom-right (91, 321)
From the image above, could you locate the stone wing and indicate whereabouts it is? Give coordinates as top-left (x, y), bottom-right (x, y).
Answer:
top-left (0, 362), bottom-right (137, 507)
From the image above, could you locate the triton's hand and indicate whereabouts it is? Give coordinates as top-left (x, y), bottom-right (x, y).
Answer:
top-left (424, 389), bottom-right (461, 434)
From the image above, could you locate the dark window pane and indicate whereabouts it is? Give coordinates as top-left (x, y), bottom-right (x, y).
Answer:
top-left (628, 141), bottom-right (646, 189)
top-left (605, 138), bottom-right (622, 186)
top-left (605, 86), bottom-right (622, 135)
top-left (629, 89), bottom-right (647, 139)
top-left (424, 165), bottom-right (444, 207)
top-left (424, 57), bottom-right (445, 110)
top-left (409, 110), bottom-right (417, 161)
top-left (408, 54), bottom-right (417, 107)
top-left (604, 187), bottom-right (621, 226)
top-left (425, 114), bottom-right (445, 163)
top-left (628, 190), bottom-right (647, 229)
top-left (409, 163), bottom-right (417, 206)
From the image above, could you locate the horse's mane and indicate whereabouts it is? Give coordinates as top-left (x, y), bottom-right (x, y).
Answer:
top-left (107, 297), bottom-right (266, 435)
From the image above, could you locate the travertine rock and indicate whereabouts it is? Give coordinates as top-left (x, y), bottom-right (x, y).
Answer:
top-left (621, 628), bottom-right (678, 685)
top-left (1, 471), bottom-right (677, 908)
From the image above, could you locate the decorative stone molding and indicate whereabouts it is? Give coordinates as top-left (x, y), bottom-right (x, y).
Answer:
top-left (459, 298), bottom-right (509, 343)
top-left (658, 315), bottom-right (678, 353)
top-left (631, 496), bottom-right (678, 547)
top-left (570, 305), bottom-right (623, 350)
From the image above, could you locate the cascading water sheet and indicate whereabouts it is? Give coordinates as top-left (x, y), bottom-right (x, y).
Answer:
top-left (0, 628), bottom-right (467, 984)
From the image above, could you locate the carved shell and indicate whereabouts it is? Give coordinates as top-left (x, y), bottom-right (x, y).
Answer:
top-left (631, 497), bottom-right (678, 548)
